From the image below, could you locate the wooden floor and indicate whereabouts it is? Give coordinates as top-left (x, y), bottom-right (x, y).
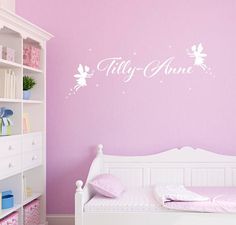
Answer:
top-left (47, 215), bottom-right (74, 225)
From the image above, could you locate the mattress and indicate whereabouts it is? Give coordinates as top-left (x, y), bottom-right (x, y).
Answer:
top-left (164, 187), bottom-right (236, 213)
top-left (84, 187), bottom-right (167, 212)
top-left (85, 187), bottom-right (236, 213)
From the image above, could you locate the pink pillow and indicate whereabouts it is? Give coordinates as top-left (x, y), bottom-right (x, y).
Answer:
top-left (89, 174), bottom-right (125, 198)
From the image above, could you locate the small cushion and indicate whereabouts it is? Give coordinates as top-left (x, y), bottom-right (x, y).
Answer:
top-left (89, 174), bottom-right (125, 198)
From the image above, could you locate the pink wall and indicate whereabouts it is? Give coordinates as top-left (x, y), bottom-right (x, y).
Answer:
top-left (17, 0), bottom-right (236, 214)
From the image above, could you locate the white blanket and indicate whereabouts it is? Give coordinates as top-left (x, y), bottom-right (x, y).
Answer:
top-left (154, 185), bottom-right (209, 205)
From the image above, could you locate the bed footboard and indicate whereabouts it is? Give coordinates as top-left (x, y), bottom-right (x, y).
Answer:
top-left (75, 180), bottom-right (84, 225)
top-left (75, 145), bottom-right (104, 225)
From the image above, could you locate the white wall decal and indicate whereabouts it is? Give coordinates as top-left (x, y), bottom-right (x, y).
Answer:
top-left (74, 64), bottom-right (94, 91)
top-left (187, 43), bottom-right (208, 70)
top-left (66, 43), bottom-right (212, 98)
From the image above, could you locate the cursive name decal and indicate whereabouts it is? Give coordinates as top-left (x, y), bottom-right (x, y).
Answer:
top-left (66, 43), bottom-right (212, 98)
top-left (97, 56), bottom-right (194, 83)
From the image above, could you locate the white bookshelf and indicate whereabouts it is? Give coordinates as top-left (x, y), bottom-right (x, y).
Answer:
top-left (0, 7), bottom-right (52, 225)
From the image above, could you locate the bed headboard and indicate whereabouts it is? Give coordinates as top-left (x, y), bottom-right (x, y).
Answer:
top-left (98, 145), bottom-right (236, 187)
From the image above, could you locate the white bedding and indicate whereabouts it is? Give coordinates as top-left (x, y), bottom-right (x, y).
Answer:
top-left (84, 187), bottom-right (168, 212)
top-left (154, 185), bottom-right (209, 205)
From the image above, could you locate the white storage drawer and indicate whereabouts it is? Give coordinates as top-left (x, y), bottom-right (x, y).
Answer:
top-left (0, 135), bottom-right (21, 158)
top-left (0, 154), bottom-right (21, 179)
top-left (23, 150), bottom-right (42, 170)
top-left (23, 132), bottom-right (43, 152)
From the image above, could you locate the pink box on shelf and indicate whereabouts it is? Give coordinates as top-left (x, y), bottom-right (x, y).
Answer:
top-left (2, 47), bottom-right (15, 62)
top-left (0, 211), bottom-right (19, 225)
top-left (23, 43), bottom-right (40, 69)
top-left (24, 199), bottom-right (40, 225)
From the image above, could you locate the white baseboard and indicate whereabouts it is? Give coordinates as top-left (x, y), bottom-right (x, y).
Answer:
top-left (47, 214), bottom-right (74, 225)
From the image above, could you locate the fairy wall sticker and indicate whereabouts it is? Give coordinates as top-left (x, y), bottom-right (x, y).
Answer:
top-left (66, 43), bottom-right (212, 98)
top-left (187, 43), bottom-right (208, 70)
top-left (74, 64), bottom-right (94, 91)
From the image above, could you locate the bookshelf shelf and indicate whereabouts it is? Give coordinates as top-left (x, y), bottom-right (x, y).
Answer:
top-left (23, 65), bottom-right (43, 74)
top-left (22, 100), bottom-right (43, 104)
top-left (0, 204), bottom-right (21, 220)
top-left (0, 99), bottom-right (43, 104)
top-left (0, 98), bottom-right (22, 103)
top-left (23, 192), bottom-right (42, 206)
top-left (0, 59), bottom-right (22, 69)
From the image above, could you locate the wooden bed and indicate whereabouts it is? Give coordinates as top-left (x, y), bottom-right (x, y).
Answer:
top-left (75, 145), bottom-right (236, 225)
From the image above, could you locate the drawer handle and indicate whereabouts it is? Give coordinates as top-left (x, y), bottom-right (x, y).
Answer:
top-left (8, 162), bottom-right (14, 168)
top-left (32, 156), bottom-right (38, 161)
top-left (32, 141), bottom-right (36, 146)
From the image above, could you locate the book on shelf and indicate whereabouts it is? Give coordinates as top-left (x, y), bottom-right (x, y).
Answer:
top-left (0, 69), bottom-right (17, 99)
top-left (23, 113), bottom-right (31, 133)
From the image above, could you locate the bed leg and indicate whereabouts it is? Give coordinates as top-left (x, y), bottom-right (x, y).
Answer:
top-left (75, 180), bottom-right (84, 225)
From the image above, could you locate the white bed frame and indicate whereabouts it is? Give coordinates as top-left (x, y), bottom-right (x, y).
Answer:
top-left (75, 145), bottom-right (236, 225)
